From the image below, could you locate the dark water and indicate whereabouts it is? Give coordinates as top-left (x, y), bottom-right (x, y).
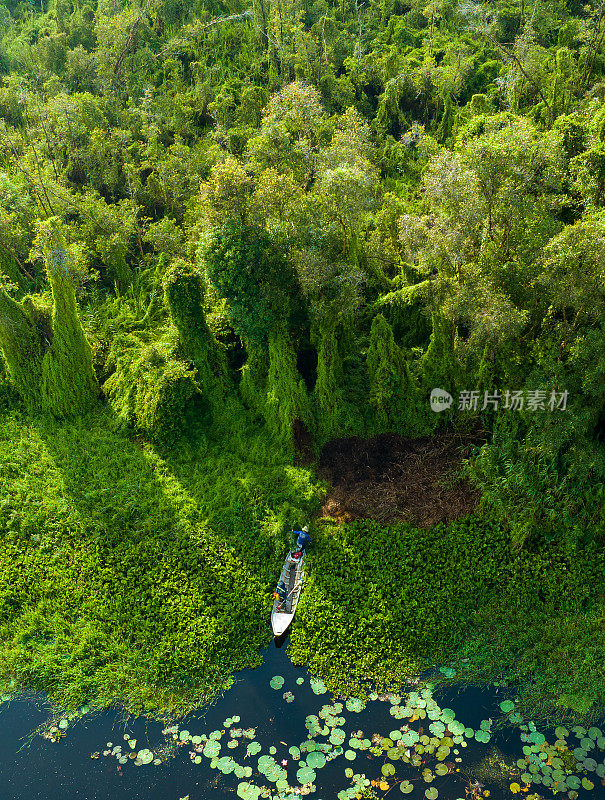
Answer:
top-left (0, 643), bottom-right (603, 800)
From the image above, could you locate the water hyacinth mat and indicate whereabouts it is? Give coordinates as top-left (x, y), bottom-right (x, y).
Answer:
top-left (81, 674), bottom-right (605, 800)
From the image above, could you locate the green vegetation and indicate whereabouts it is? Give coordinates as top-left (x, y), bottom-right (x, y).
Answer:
top-left (289, 518), bottom-right (605, 719)
top-left (0, 407), bottom-right (322, 713)
top-left (0, 0), bottom-right (602, 719)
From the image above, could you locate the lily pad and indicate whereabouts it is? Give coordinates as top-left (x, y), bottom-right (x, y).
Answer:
top-left (204, 740), bottom-right (221, 758)
top-left (500, 700), bottom-right (515, 713)
top-left (269, 676), bottom-right (285, 690)
top-left (400, 780), bottom-right (413, 794)
top-left (296, 765), bottom-right (316, 784)
top-left (237, 782), bottom-right (262, 800)
top-left (329, 729), bottom-right (346, 746)
top-left (310, 677), bottom-right (327, 695)
top-left (218, 756), bottom-right (235, 774)
top-left (345, 698), bottom-right (365, 713)
top-left (137, 749), bottom-right (153, 765)
top-left (306, 751), bottom-right (326, 769)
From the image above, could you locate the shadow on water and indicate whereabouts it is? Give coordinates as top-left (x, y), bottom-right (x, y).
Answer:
top-left (273, 631), bottom-right (289, 649)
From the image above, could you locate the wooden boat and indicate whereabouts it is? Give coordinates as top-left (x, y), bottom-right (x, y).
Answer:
top-left (271, 550), bottom-right (305, 636)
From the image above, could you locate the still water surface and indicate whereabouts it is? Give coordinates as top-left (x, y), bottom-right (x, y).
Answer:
top-left (0, 643), bottom-right (602, 800)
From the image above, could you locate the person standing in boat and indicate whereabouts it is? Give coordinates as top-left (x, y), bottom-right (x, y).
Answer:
top-left (291, 525), bottom-right (310, 561)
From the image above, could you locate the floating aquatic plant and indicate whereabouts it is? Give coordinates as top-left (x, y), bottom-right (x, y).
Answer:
top-left (310, 677), bottom-right (327, 695)
top-left (270, 676), bottom-right (285, 690)
top-left (237, 781), bottom-right (262, 800)
top-left (89, 665), bottom-right (605, 800)
top-left (296, 765), bottom-right (316, 783)
top-left (204, 740), bottom-right (221, 758)
top-left (136, 749), bottom-right (154, 765)
top-left (329, 729), bottom-right (346, 746)
top-left (306, 751), bottom-right (326, 769)
top-left (247, 741), bottom-right (261, 756)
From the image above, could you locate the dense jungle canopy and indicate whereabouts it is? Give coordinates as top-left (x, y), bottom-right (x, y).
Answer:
top-left (0, 0), bottom-right (603, 720)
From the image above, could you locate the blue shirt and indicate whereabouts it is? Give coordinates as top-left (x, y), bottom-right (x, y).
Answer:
top-left (294, 530), bottom-right (310, 549)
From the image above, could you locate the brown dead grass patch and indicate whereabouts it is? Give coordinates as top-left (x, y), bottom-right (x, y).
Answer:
top-left (318, 431), bottom-right (486, 528)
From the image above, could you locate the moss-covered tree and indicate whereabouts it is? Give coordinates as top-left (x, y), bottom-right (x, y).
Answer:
top-left (265, 324), bottom-right (314, 450)
top-left (367, 313), bottom-right (419, 434)
top-left (313, 316), bottom-right (346, 440)
top-left (0, 288), bottom-right (45, 412)
top-left (163, 258), bottom-right (229, 406)
top-left (104, 330), bottom-right (203, 445)
top-left (36, 221), bottom-right (98, 417)
top-left (0, 220), bottom-right (98, 417)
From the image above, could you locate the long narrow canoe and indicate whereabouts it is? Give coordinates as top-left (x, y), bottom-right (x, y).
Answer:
top-left (271, 550), bottom-right (305, 637)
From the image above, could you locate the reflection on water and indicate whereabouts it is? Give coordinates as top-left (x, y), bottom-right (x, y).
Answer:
top-left (0, 645), bottom-right (603, 800)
